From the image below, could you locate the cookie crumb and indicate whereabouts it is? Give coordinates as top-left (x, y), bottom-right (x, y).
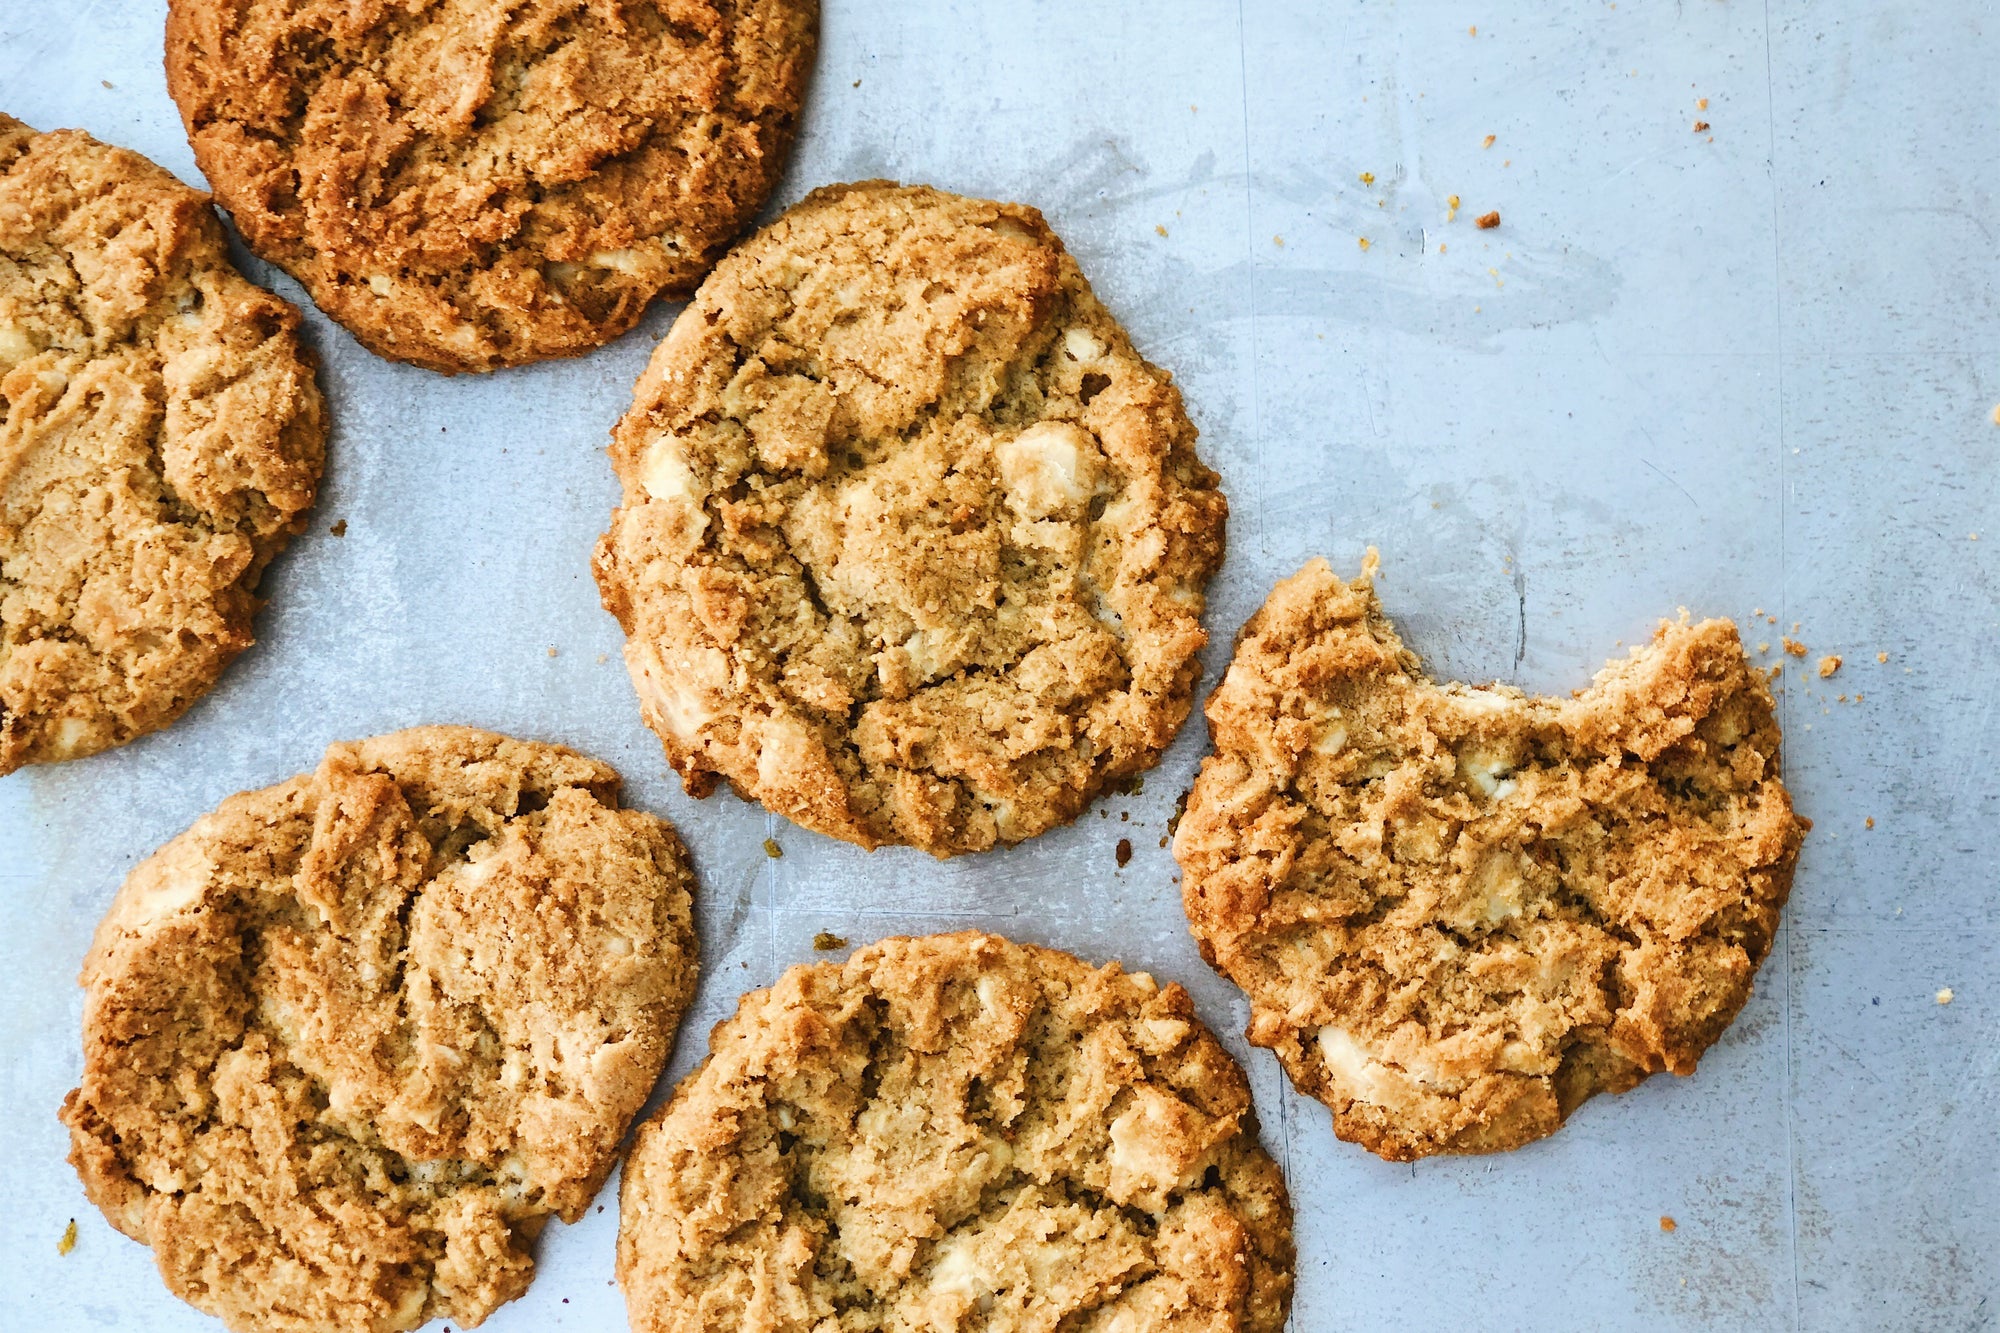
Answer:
top-left (1990, 403), bottom-right (2000, 426)
top-left (1782, 637), bottom-right (1807, 657)
top-left (1659, 1216), bottom-right (1677, 1233)
top-left (1482, 133), bottom-right (1497, 149)
top-left (1155, 224), bottom-right (1168, 237)
top-left (1438, 242), bottom-right (1448, 253)
top-left (1475, 210), bottom-right (1501, 230)
top-left (1757, 642), bottom-right (1770, 654)
top-left (812, 932), bottom-right (848, 951)
top-left (1693, 120), bottom-right (1711, 133)
top-left (1273, 235), bottom-right (1285, 247)
top-left (1818, 654), bottom-right (1841, 678)
top-left (101, 80), bottom-right (114, 90)
top-left (1696, 97), bottom-right (1709, 111)
top-left (329, 519), bottom-right (348, 537)
top-left (1447, 194), bottom-right (1461, 221)
top-left (546, 646), bottom-right (558, 658)
top-left (763, 839), bottom-right (783, 859)
top-left (1468, 25), bottom-right (1476, 35)
top-left (1936, 987), bottom-right (1954, 1005)
top-left (1358, 236), bottom-right (1372, 251)
top-left (1115, 838), bottom-right (1133, 868)
top-left (1359, 171), bottom-right (1376, 185)
top-left (1865, 817), bottom-right (1874, 829)
top-left (597, 653), bottom-right (609, 664)
top-left (58, 1219), bottom-right (77, 1255)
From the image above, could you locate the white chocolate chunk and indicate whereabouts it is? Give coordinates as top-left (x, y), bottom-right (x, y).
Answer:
top-left (994, 421), bottom-right (1099, 519)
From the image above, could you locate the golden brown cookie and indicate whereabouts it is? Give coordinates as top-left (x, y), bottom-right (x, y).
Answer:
top-left (594, 182), bottom-right (1228, 857)
top-left (618, 931), bottom-right (1293, 1333)
top-left (0, 114), bottom-right (324, 774)
top-left (164, 0), bottom-right (818, 373)
top-left (61, 726), bottom-right (700, 1333)
top-left (1174, 556), bottom-right (1808, 1161)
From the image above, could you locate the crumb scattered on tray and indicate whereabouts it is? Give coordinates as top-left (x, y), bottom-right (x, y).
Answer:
top-left (1115, 838), bottom-right (1133, 868)
top-left (1482, 133), bottom-right (1497, 148)
top-left (1865, 817), bottom-right (1874, 829)
top-left (1693, 120), bottom-right (1710, 133)
top-left (1273, 235), bottom-right (1285, 247)
top-left (1358, 236), bottom-right (1371, 251)
top-left (1757, 642), bottom-right (1771, 654)
top-left (1697, 97), bottom-right (1709, 111)
top-left (1818, 654), bottom-right (1841, 678)
top-left (763, 838), bottom-right (783, 859)
top-left (1659, 1216), bottom-right (1677, 1233)
top-left (1359, 171), bottom-right (1375, 185)
top-left (1936, 988), bottom-right (1954, 1006)
top-left (812, 932), bottom-right (848, 952)
top-left (329, 519), bottom-right (347, 537)
top-left (1155, 224), bottom-right (1167, 237)
top-left (1782, 637), bottom-right (1807, 657)
top-left (1476, 210), bottom-right (1501, 229)
top-left (546, 646), bottom-right (558, 658)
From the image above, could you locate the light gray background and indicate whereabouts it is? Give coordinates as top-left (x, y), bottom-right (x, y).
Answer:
top-left (3, 2), bottom-right (1995, 1329)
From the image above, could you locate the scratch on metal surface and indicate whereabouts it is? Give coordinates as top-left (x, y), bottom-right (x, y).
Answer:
top-left (1513, 568), bottom-right (1527, 673)
top-left (1760, 1), bottom-right (1802, 1329)
top-left (1235, 0), bottom-right (1268, 560)
top-left (1640, 456), bottom-right (1701, 511)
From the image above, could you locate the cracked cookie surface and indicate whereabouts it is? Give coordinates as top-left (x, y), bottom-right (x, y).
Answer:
top-left (1174, 557), bottom-right (1808, 1161)
top-left (0, 113), bottom-right (324, 774)
top-left (61, 726), bottom-right (700, 1333)
top-left (593, 182), bottom-right (1227, 857)
top-left (165, 0), bottom-right (818, 372)
top-left (618, 931), bottom-right (1293, 1333)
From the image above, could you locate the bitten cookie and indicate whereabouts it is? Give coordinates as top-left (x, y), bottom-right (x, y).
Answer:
top-left (619, 931), bottom-right (1293, 1333)
top-left (594, 182), bottom-right (1228, 857)
top-left (0, 114), bottom-right (324, 774)
top-left (1174, 556), bottom-right (1808, 1161)
top-left (165, 0), bottom-right (818, 372)
top-left (61, 727), bottom-right (700, 1333)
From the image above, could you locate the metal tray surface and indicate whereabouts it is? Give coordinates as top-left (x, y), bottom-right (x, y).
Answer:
top-left (2, 3), bottom-right (1995, 1329)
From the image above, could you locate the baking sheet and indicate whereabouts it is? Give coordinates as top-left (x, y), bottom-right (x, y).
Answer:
top-left (3, 2), bottom-right (1997, 1329)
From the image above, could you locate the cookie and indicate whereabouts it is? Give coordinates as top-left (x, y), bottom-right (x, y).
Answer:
top-left (0, 114), bottom-right (324, 775)
top-left (60, 726), bottom-right (700, 1333)
top-left (594, 182), bottom-right (1228, 856)
top-left (164, 0), bottom-right (818, 373)
top-left (618, 931), bottom-right (1293, 1332)
top-left (1174, 556), bottom-right (1808, 1161)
